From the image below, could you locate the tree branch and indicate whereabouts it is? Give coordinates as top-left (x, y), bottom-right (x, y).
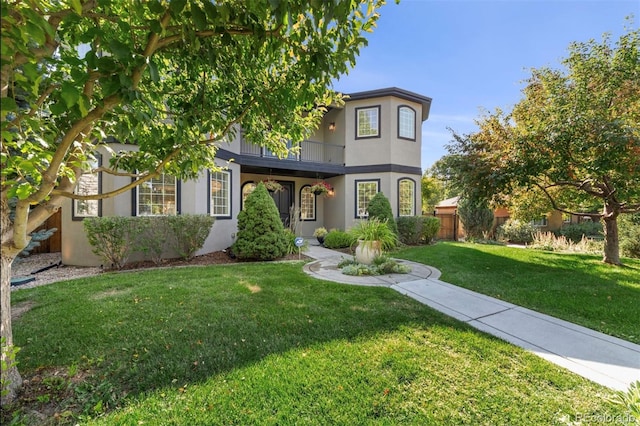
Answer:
top-left (534, 182), bottom-right (603, 219)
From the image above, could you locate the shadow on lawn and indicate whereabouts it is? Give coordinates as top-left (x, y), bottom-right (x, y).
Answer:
top-left (8, 262), bottom-right (469, 416)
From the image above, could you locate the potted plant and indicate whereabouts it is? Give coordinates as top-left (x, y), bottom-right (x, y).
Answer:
top-left (313, 227), bottom-right (328, 245)
top-left (261, 179), bottom-right (283, 193)
top-left (310, 181), bottom-right (333, 196)
top-left (348, 218), bottom-right (398, 265)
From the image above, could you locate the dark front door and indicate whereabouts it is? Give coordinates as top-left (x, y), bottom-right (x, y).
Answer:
top-left (270, 182), bottom-right (294, 228)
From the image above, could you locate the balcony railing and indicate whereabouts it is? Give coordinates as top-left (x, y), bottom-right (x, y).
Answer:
top-left (240, 140), bottom-right (344, 165)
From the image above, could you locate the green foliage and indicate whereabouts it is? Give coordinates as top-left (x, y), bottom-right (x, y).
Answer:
top-left (348, 218), bottom-right (398, 250)
top-left (607, 381), bottom-right (640, 422)
top-left (557, 222), bottom-right (603, 243)
top-left (135, 216), bottom-right (170, 266)
top-left (340, 254), bottom-right (411, 275)
top-left (620, 213), bottom-right (640, 259)
top-left (284, 229), bottom-right (308, 255)
top-left (458, 197), bottom-right (494, 239)
top-left (233, 183), bottom-right (288, 260)
top-left (366, 192), bottom-right (398, 235)
top-left (166, 214), bottom-right (215, 260)
top-left (1, 338), bottom-right (20, 398)
top-left (313, 227), bottom-right (328, 238)
top-left (83, 217), bottom-right (140, 269)
top-left (530, 232), bottom-right (603, 255)
top-left (322, 229), bottom-right (356, 249)
top-left (497, 219), bottom-right (536, 244)
top-left (396, 216), bottom-right (441, 245)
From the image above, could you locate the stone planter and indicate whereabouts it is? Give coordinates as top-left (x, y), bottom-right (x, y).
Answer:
top-left (355, 239), bottom-right (382, 265)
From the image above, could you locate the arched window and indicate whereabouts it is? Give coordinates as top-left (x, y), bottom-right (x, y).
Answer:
top-left (300, 185), bottom-right (316, 221)
top-left (398, 106), bottom-right (416, 141)
top-left (398, 178), bottom-right (415, 216)
top-left (241, 182), bottom-right (256, 209)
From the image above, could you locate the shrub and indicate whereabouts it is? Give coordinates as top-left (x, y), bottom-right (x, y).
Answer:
top-left (366, 192), bottom-right (398, 235)
top-left (348, 218), bottom-right (398, 250)
top-left (84, 217), bottom-right (140, 269)
top-left (396, 216), bottom-right (441, 245)
top-left (166, 214), bottom-right (215, 260)
top-left (323, 229), bottom-right (356, 249)
top-left (458, 197), bottom-right (494, 239)
top-left (497, 219), bottom-right (536, 244)
top-left (284, 229), bottom-right (308, 255)
top-left (620, 213), bottom-right (640, 259)
top-left (233, 183), bottom-right (288, 260)
top-left (558, 221), bottom-right (603, 243)
top-left (340, 254), bottom-right (411, 276)
top-left (135, 216), bottom-right (170, 265)
top-left (529, 231), bottom-right (603, 255)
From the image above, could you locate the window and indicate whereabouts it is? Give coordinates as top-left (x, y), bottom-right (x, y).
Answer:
top-left (210, 170), bottom-right (231, 218)
top-left (137, 173), bottom-right (177, 216)
top-left (530, 217), bottom-right (548, 227)
top-left (398, 178), bottom-right (415, 216)
top-left (355, 180), bottom-right (379, 218)
top-left (300, 186), bottom-right (315, 220)
top-left (241, 182), bottom-right (256, 209)
top-left (73, 155), bottom-right (101, 219)
top-left (398, 106), bottom-right (416, 140)
top-left (356, 106), bottom-right (380, 139)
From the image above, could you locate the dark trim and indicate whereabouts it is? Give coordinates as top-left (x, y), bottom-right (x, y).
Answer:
top-left (346, 87), bottom-right (432, 121)
top-left (397, 105), bottom-right (416, 141)
top-left (132, 174), bottom-right (181, 216)
top-left (397, 177), bottom-right (416, 217)
top-left (346, 164), bottom-right (422, 175)
top-left (354, 178), bottom-right (380, 218)
top-left (355, 105), bottom-right (381, 140)
top-left (72, 153), bottom-right (103, 221)
top-left (208, 169), bottom-right (232, 219)
top-left (300, 185), bottom-right (316, 221)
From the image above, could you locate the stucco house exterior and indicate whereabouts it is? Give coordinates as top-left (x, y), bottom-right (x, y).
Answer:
top-left (62, 87), bottom-right (432, 266)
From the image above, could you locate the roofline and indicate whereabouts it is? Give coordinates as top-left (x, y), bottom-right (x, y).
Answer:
top-left (343, 87), bottom-right (432, 121)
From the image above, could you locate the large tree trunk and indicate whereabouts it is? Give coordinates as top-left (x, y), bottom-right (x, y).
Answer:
top-left (1, 249), bottom-right (22, 406)
top-left (602, 202), bottom-right (621, 265)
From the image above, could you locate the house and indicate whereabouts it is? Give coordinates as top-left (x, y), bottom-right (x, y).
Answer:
top-left (61, 87), bottom-right (432, 266)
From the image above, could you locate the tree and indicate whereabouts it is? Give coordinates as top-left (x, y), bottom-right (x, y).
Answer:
top-left (445, 25), bottom-right (640, 264)
top-left (457, 197), bottom-right (493, 239)
top-left (1, 0), bottom-right (385, 402)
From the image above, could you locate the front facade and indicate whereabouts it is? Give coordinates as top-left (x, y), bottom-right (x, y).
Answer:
top-left (62, 87), bottom-right (432, 266)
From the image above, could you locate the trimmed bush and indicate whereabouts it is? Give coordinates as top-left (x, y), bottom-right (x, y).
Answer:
top-left (497, 219), bottom-right (536, 244)
top-left (232, 183), bottom-right (288, 260)
top-left (135, 216), bottom-right (170, 265)
top-left (323, 229), bottom-right (356, 249)
top-left (84, 217), bottom-right (140, 269)
top-left (366, 192), bottom-right (398, 235)
top-left (396, 216), bottom-right (441, 245)
top-left (166, 214), bottom-right (215, 260)
top-left (557, 221), bottom-right (603, 243)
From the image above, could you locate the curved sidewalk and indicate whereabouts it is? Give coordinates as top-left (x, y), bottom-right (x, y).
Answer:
top-left (303, 243), bottom-right (640, 392)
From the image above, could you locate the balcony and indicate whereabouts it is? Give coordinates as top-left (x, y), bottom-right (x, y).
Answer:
top-left (240, 139), bottom-right (344, 165)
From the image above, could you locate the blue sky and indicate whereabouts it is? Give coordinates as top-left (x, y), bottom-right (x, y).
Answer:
top-left (332, 0), bottom-right (639, 172)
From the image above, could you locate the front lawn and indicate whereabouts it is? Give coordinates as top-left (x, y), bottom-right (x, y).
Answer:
top-left (397, 242), bottom-right (640, 343)
top-left (3, 262), bottom-right (626, 424)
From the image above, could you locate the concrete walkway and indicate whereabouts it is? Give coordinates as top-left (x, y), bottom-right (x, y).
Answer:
top-left (302, 243), bottom-right (640, 392)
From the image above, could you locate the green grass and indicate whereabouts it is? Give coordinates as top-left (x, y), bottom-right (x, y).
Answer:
top-left (396, 242), bottom-right (640, 343)
top-left (4, 262), bottom-right (628, 424)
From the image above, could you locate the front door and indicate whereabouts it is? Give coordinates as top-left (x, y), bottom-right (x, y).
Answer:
top-left (270, 182), bottom-right (294, 228)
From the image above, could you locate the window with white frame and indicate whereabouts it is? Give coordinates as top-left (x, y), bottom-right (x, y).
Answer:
top-left (398, 106), bottom-right (416, 140)
top-left (356, 106), bottom-right (380, 139)
top-left (356, 180), bottom-right (379, 218)
top-left (73, 155), bottom-right (101, 219)
top-left (300, 186), bottom-right (315, 220)
top-left (398, 178), bottom-right (415, 216)
top-left (530, 217), bottom-right (548, 227)
top-left (241, 182), bottom-right (256, 209)
top-left (210, 170), bottom-right (231, 217)
top-left (137, 173), bottom-right (177, 216)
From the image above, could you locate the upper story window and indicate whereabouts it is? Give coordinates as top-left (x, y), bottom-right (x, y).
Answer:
top-left (398, 106), bottom-right (416, 141)
top-left (355, 179), bottom-right (379, 218)
top-left (300, 186), bottom-right (316, 221)
top-left (398, 178), bottom-right (415, 216)
top-left (356, 106), bottom-right (380, 139)
top-left (73, 155), bottom-right (101, 219)
top-left (210, 170), bottom-right (231, 218)
top-left (136, 173), bottom-right (177, 216)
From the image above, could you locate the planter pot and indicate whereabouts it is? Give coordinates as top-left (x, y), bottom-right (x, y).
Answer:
top-left (313, 189), bottom-right (325, 196)
top-left (355, 239), bottom-right (382, 265)
top-left (316, 235), bottom-right (325, 245)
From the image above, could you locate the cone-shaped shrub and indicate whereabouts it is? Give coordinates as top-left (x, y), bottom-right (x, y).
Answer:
top-left (233, 182), bottom-right (288, 260)
top-left (366, 192), bottom-right (398, 235)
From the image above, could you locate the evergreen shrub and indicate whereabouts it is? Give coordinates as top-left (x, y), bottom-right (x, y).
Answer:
top-left (366, 192), bottom-right (398, 235)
